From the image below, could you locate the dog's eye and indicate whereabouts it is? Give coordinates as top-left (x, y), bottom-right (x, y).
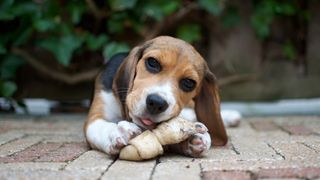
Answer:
top-left (180, 78), bottom-right (196, 92)
top-left (145, 57), bottom-right (161, 73)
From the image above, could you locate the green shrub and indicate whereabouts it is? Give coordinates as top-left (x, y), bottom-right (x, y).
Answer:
top-left (0, 0), bottom-right (310, 98)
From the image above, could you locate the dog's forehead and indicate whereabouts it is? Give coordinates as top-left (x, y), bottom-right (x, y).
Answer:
top-left (144, 36), bottom-right (205, 71)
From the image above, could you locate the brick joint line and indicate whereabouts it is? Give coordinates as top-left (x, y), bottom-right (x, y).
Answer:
top-left (149, 158), bottom-right (160, 180)
top-left (3, 135), bottom-right (44, 158)
top-left (266, 143), bottom-right (285, 160)
top-left (14, 140), bottom-right (44, 162)
top-left (271, 122), bottom-right (291, 135)
top-left (300, 142), bottom-right (319, 153)
top-left (60, 144), bottom-right (90, 170)
top-left (199, 162), bottom-right (205, 179)
top-left (0, 134), bottom-right (27, 147)
top-left (230, 143), bottom-right (240, 155)
top-left (97, 157), bottom-right (118, 180)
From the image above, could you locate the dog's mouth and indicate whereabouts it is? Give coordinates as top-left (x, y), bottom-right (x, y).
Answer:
top-left (137, 117), bottom-right (157, 129)
top-left (140, 118), bottom-right (155, 126)
top-left (130, 112), bottom-right (173, 130)
top-left (132, 115), bottom-right (158, 129)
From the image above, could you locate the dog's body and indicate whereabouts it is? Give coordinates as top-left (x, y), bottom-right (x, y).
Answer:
top-left (84, 36), bottom-right (239, 157)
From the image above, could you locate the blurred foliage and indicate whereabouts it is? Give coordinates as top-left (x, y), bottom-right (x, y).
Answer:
top-left (0, 0), bottom-right (311, 98)
top-left (176, 24), bottom-right (202, 43)
top-left (251, 0), bottom-right (309, 61)
top-left (251, 0), bottom-right (309, 39)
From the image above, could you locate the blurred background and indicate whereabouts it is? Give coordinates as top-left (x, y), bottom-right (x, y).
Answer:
top-left (0, 0), bottom-right (319, 115)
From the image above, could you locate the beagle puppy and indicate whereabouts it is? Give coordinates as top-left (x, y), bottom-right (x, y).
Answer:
top-left (84, 36), bottom-right (229, 157)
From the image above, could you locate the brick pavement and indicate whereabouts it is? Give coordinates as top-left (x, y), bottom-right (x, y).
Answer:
top-left (0, 115), bottom-right (319, 179)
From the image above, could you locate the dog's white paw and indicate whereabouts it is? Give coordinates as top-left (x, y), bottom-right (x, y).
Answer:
top-left (181, 122), bottom-right (211, 157)
top-left (86, 120), bottom-right (141, 155)
top-left (108, 121), bottom-right (142, 155)
top-left (221, 110), bottom-right (242, 127)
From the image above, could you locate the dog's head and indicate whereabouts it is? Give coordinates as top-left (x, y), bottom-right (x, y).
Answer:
top-left (112, 36), bottom-right (227, 146)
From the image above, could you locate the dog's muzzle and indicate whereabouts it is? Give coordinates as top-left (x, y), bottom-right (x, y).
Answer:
top-left (146, 94), bottom-right (168, 115)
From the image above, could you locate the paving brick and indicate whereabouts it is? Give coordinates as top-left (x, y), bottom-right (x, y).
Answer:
top-left (257, 167), bottom-right (320, 179)
top-left (274, 116), bottom-right (320, 126)
top-left (0, 170), bottom-right (101, 180)
top-left (0, 162), bottom-right (66, 171)
top-left (65, 150), bottom-right (113, 171)
top-left (0, 136), bottom-right (42, 157)
top-left (251, 121), bottom-right (280, 131)
top-left (152, 162), bottom-right (201, 180)
top-left (42, 134), bottom-right (85, 143)
top-left (265, 135), bottom-right (320, 144)
top-left (254, 131), bottom-right (290, 142)
top-left (17, 129), bottom-right (81, 136)
top-left (36, 142), bottom-right (89, 162)
top-left (0, 131), bottom-right (24, 146)
top-left (0, 119), bottom-right (83, 135)
top-left (231, 138), bottom-right (283, 161)
top-left (202, 170), bottom-right (251, 180)
top-left (0, 128), bottom-right (7, 134)
top-left (37, 114), bottom-right (86, 121)
top-left (0, 115), bottom-right (319, 179)
top-left (102, 160), bottom-right (156, 180)
top-left (0, 120), bottom-right (58, 130)
top-left (281, 125), bottom-right (314, 135)
top-left (303, 118), bottom-right (320, 134)
top-left (160, 144), bottom-right (238, 163)
top-left (201, 161), bottom-right (303, 172)
top-left (0, 142), bottom-right (62, 163)
top-left (201, 161), bottom-right (258, 171)
top-left (303, 141), bottom-right (320, 152)
top-left (269, 142), bottom-right (319, 161)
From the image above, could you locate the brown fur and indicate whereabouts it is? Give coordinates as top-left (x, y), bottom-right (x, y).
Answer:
top-left (84, 74), bottom-right (105, 148)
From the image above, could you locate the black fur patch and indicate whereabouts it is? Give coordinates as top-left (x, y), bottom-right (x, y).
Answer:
top-left (101, 52), bottom-right (129, 90)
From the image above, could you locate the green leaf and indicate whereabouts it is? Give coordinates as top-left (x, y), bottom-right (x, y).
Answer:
top-left (34, 19), bottom-right (56, 32)
top-left (107, 13), bottom-right (128, 33)
top-left (86, 34), bottom-right (108, 50)
top-left (159, 1), bottom-right (180, 15)
top-left (222, 7), bottom-right (240, 28)
top-left (0, 0), bottom-right (14, 20)
top-left (13, 27), bottom-right (33, 46)
top-left (1, 81), bottom-right (17, 97)
top-left (0, 44), bottom-right (6, 54)
top-left (274, 3), bottom-right (296, 16)
top-left (108, 0), bottom-right (137, 10)
top-left (11, 2), bottom-right (39, 16)
top-left (282, 42), bottom-right (296, 60)
top-left (142, 4), bottom-right (164, 21)
top-left (39, 35), bottom-right (84, 66)
top-left (0, 55), bottom-right (24, 79)
top-left (0, 0), bottom-right (14, 10)
top-left (199, 0), bottom-right (222, 16)
top-left (103, 42), bottom-right (130, 60)
top-left (176, 24), bottom-right (202, 43)
top-left (68, 3), bottom-right (87, 24)
top-left (251, 12), bottom-right (273, 39)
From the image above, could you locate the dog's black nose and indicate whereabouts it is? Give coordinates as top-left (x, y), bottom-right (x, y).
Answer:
top-left (146, 94), bottom-right (168, 114)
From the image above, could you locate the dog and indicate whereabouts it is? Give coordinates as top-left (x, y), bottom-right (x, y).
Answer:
top-left (84, 36), bottom-right (240, 157)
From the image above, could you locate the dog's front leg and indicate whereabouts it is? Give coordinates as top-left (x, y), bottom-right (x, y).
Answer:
top-left (85, 91), bottom-right (142, 156)
top-left (86, 120), bottom-right (141, 155)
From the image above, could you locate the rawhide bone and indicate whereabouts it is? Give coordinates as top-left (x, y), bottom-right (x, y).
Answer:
top-left (119, 117), bottom-right (197, 161)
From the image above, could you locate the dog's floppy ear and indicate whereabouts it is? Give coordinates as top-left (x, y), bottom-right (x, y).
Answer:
top-left (112, 43), bottom-right (150, 119)
top-left (194, 69), bottom-right (228, 146)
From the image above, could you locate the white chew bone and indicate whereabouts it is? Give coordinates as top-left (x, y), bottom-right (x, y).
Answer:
top-left (119, 117), bottom-right (197, 161)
